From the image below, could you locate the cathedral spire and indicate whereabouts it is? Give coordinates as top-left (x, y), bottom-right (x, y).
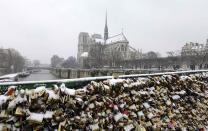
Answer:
top-left (104, 11), bottom-right (108, 42)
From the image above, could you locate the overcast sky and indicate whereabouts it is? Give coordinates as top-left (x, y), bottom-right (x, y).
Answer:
top-left (0, 0), bottom-right (208, 63)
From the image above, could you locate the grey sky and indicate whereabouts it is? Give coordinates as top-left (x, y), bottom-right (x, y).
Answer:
top-left (0, 0), bottom-right (208, 63)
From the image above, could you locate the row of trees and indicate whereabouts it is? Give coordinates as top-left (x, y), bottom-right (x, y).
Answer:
top-left (50, 55), bottom-right (77, 68)
top-left (0, 48), bottom-right (26, 73)
top-left (50, 47), bottom-right (164, 69)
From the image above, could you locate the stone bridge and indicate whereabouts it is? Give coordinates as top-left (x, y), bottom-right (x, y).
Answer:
top-left (26, 66), bottom-right (53, 70)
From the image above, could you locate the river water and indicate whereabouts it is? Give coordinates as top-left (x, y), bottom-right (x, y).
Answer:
top-left (19, 70), bottom-right (58, 81)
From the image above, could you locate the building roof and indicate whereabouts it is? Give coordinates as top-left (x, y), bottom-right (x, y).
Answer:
top-left (95, 38), bottom-right (105, 43)
top-left (106, 33), bottom-right (128, 44)
top-left (81, 52), bottom-right (88, 57)
top-left (182, 42), bottom-right (204, 50)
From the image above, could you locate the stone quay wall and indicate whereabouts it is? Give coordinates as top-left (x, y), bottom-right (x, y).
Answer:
top-left (50, 68), bottom-right (174, 79)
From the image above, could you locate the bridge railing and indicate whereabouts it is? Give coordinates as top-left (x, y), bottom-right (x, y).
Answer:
top-left (0, 70), bottom-right (208, 91)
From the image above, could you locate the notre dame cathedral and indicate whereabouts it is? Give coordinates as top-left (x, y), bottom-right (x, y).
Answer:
top-left (77, 14), bottom-right (141, 68)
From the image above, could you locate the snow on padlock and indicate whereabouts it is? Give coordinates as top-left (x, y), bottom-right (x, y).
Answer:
top-left (103, 84), bottom-right (110, 90)
top-left (143, 102), bottom-right (150, 109)
top-left (129, 104), bottom-right (137, 110)
top-left (147, 112), bottom-right (154, 119)
top-left (114, 113), bottom-right (123, 122)
top-left (138, 111), bottom-right (144, 116)
top-left (139, 91), bottom-right (148, 95)
top-left (8, 95), bottom-right (27, 110)
top-left (130, 112), bottom-right (137, 118)
top-left (108, 78), bottom-right (124, 86)
top-left (124, 124), bottom-right (134, 131)
top-left (172, 95), bottom-right (180, 100)
top-left (175, 90), bottom-right (186, 95)
top-left (120, 103), bottom-right (125, 108)
top-left (166, 100), bottom-right (172, 106)
top-left (90, 123), bottom-right (99, 131)
top-left (0, 95), bottom-right (9, 106)
top-left (149, 86), bottom-right (155, 91)
top-left (46, 90), bottom-right (59, 100)
top-left (60, 83), bottom-right (76, 95)
top-left (63, 88), bottom-right (76, 96)
top-left (113, 105), bottom-right (119, 111)
top-left (44, 111), bottom-right (53, 119)
top-left (27, 112), bottom-right (44, 123)
top-left (89, 103), bottom-right (95, 109)
top-left (34, 86), bottom-right (46, 96)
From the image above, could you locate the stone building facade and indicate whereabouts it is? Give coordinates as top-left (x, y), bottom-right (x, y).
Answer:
top-left (77, 15), bottom-right (141, 68)
top-left (181, 39), bottom-right (208, 56)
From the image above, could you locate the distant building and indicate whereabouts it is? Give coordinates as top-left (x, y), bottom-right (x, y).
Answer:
top-left (77, 14), bottom-right (141, 68)
top-left (0, 48), bottom-right (11, 75)
top-left (181, 39), bottom-right (208, 56)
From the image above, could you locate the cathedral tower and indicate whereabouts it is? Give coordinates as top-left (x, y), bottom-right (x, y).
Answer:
top-left (104, 12), bottom-right (108, 42)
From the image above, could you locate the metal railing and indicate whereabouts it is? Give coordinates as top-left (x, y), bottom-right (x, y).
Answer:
top-left (0, 70), bottom-right (208, 90)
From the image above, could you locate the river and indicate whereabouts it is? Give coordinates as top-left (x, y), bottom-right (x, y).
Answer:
top-left (19, 70), bottom-right (58, 81)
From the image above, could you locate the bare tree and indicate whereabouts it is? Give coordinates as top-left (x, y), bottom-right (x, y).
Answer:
top-left (167, 50), bottom-right (181, 57)
top-left (106, 49), bottom-right (123, 67)
top-left (88, 43), bottom-right (104, 68)
top-left (145, 51), bottom-right (159, 59)
top-left (61, 56), bottom-right (77, 68)
top-left (51, 55), bottom-right (64, 68)
top-left (8, 48), bottom-right (25, 73)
